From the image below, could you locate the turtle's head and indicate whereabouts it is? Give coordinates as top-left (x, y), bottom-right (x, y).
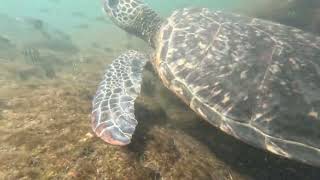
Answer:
top-left (102, 0), bottom-right (162, 47)
top-left (103, 0), bottom-right (144, 29)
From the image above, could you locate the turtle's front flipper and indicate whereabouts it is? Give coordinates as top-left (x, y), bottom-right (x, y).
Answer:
top-left (91, 50), bottom-right (148, 145)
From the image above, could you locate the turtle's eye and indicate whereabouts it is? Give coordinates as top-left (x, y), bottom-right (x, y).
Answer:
top-left (108, 0), bottom-right (119, 7)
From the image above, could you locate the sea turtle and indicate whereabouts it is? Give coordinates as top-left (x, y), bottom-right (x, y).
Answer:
top-left (91, 0), bottom-right (320, 166)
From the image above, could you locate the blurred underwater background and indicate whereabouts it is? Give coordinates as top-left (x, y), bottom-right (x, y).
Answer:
top-left (0, 0), bottom-right (320, 179)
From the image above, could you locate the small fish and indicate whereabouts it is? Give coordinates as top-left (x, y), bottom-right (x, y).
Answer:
top-left (22, 48), bottom-right (57, 79)
top-left (23, 48), bottom-right (41, 65)
top-left (71, 62), bottom-right (80, 75)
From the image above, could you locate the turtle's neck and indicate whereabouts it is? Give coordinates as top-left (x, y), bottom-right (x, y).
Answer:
top-left (125, 6), bottom-right (163, 48)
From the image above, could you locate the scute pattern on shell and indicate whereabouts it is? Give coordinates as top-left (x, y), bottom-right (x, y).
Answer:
top-left (154, 8), bottom-right (320, 166)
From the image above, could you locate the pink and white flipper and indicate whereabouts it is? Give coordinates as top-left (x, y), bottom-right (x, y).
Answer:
top-left (91, 50), bottom-right (148, 145)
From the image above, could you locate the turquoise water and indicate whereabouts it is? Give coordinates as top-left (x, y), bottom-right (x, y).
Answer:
top-left (1, 0), bottom-right (320, 179)
top-left (0, 0), bottom-right (246, 49)
top-left (0, 0), bottom-right (300, 40)
top-left (0, 0), bottom-right (237, 29)
top-left (1, 0), bottom-right (317, 49)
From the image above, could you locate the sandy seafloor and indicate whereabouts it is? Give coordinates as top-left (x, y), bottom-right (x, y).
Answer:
top-left (0, 34), bottom-right (320, 180)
